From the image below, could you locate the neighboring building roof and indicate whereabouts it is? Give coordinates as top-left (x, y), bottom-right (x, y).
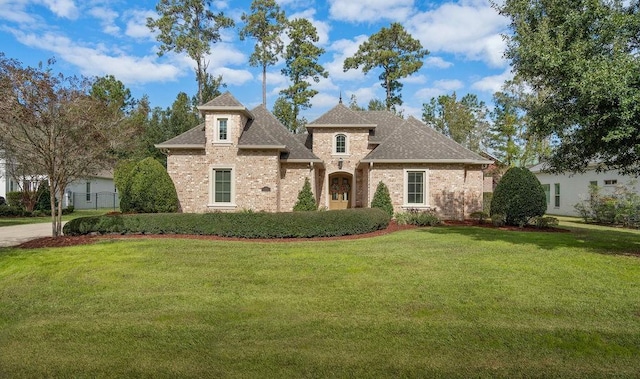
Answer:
top-left (239, 105), bottom-right (321, 162)
top-left (362, 116), bottom-right (492, 164)
top-left (155, 123), bottom-right (205, 149)
top-left (307, 103), bottom-right (377, 128)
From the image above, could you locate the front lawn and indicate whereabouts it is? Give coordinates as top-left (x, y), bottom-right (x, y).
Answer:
top-left (0, 209), bottom-right (112, 227)
top-left (0, 222), bottom-right (638, 377)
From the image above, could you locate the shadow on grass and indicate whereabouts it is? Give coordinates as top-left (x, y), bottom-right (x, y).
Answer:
top-left (419, 224), bottom-right (640, 257)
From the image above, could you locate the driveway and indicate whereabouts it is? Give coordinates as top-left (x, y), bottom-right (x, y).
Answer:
top-left (0, 222), bottom-right (66, 248)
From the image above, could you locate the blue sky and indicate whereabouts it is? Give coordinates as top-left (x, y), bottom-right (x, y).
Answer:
top-left (0, 0), bottom-right (512, 121)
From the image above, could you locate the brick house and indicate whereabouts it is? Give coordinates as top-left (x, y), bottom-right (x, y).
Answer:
top-left (156, 92), bottom-right (492, 219)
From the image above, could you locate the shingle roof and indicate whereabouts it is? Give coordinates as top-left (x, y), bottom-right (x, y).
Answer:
top-left (359, 110), bottom-right (404, 143)
top-left (307, 103), bottom-right (376, 127)
top-left (155, 123), bottom-right (205, 149)
top-left (239, 105), bottom-right (320, 161)
top-left (197, 91), bottom-right (253, 118)
top-left (362, 116), bottom-right (492, 163)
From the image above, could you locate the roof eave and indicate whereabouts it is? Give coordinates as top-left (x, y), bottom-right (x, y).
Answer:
top-left (197, 105), bottom-right (254, 119)
top-left (281, 158), bottom-right (324, 164)
top-left (238, 145), bottom-right (287, 151)
top-left (154, 144), bottom-right (205, 150)
top-left (361, 159), bottom-right (493, 165)
top-left (306, 124), bottom-right (377, 129)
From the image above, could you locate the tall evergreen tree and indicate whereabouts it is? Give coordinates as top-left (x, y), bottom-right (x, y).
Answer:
top-left (344, 23), bottom-right (428, 111)
top-left (279, 18), bottom-right (327, 133)
top-left (147, 0), bottom-right (234, 106)
top-left (239, 0), bottom-right (287, 107)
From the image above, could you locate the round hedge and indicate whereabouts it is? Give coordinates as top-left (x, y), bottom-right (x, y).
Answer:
top-left (63, 208), bottom-right (391, 238)
top-left (115, 158), bottom-right (179, 213)
top-left (490, 167), bottom-right (547, 226)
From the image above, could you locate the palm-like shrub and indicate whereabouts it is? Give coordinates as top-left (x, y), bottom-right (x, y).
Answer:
top-left (490, 167), bottom-right (546, 226)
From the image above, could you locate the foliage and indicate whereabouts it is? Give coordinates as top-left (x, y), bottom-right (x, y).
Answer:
top-left (239, 0), bottom-right (287, 107)
top-left (63, 208), bottom-right (390, 238)
top-left (395, 208), bottom-right (441, 226)
top-left (371, 181), bottom-right (394, 218)
top-left (272, 96), bottom-right (306, 133)
top-left (482, 192), bottom-right (493, 215)
top-left (114, 160), bottom-right (138, 213)
top-left (574, 182), bottom-right (640, 228)
top-left (422, 92), bottom-right (489, 152)
top-left (496, 0), bottom-right (640, 174)
top-left (90, 74), bottom-right (136, 114)
top-left (344, 23), bottom-right (428, 111)
top-left (6, 192), bottom-right (23, 209)
top-left (293, 177), bottom-right (317, 211)
top-left (123, 158), bottom-right (179, 213)
top-left (147, 0), bottom-right (234, 106)
top-left (279, 18), bottom-right (327, 133)
top-left (0, 204), bottom-right (29, 217)
top-left (0, 55), bottom-right (131, 236)
top-left (490, 167), bottom-right (546, 226)
top-left (470, 211), bottom-right (489, 224)
top-left (34, 182), bottom-right (55, 212)
top-left (531, 216), bottom-right (559, 229)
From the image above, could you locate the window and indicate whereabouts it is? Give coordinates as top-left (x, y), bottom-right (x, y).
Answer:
top-left (554, 183), bottom-right (560, 207)
top-left (334, 134), bottom-right (347, 154)
top-left (604, 179), bottom-right (617, 185)
top-left (86, 182), bottom-right (91, 202)
top-left (216, 118), bottom-right (229, 142)
top-left (589, 180), bottom-right (598, 187)
top-left (542, 184), bottom-right (550, 205)
top-left (404, 169), bottom-right (428, 206)
top-left (210, 167), bottom-right (235, 207)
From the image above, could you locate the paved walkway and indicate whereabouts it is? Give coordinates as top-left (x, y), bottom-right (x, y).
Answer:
top-left (0, 222), bottom-right (66, 248)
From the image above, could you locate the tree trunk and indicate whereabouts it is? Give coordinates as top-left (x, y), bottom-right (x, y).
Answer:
top-left (262, 64), bottom-right (267, 107)
top-left (56, 188), bottom-right (63, 237)
top-left (197, 59), bottom-right (203, 106)
top-left (49, 185), bottom-right (58, 237)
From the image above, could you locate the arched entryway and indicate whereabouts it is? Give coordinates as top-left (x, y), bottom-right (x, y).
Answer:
top-left (329, 173), bottom-right (352, 210)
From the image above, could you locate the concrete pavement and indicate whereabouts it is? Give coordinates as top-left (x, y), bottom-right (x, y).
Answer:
top-left (0, 222), bottom-right (66, 248)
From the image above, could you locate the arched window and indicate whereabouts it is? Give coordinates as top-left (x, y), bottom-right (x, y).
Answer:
top-left (335, 134), bottom-right (346, 154)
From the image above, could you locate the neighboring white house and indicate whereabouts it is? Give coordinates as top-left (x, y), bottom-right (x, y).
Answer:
top-left (530, 162), bottom-right (640, 216)
top-left (0, 156), bottom-right (118, 210)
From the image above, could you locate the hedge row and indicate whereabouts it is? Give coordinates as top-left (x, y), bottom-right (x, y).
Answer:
top-left (63, 208), bottom-right (391, 238)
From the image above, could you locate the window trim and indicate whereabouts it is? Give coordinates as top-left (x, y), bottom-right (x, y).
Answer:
top-left (403, 168), bottom-right (429, 208)
top-left (86, 181), bottom-right (91, 202)
top-left (213, 115), bottom-right (232, 144)
top-left (208, 165), bottom-right (236, 209)
top-left (554, 183), bottom-right (560, 208)
top-left (332, 133), bottom-right (349, 155)
top-left (604, 179), bottom-right (617, 186)
top-left (542, 184), bottom-right (550, 206)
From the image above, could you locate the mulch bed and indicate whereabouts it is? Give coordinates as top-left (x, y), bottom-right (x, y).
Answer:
top-left (16, 220), bottom-right (570, 249)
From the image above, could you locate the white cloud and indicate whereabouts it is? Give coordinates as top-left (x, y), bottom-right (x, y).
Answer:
top-left (425, 56), bottom-right (453, 69)
top-left (328, 0), bottom-right (414, 23)
top-left (414, 79), bottom-right (464, 101)
top-left (125, 9), bottom-right (155, 40)
top-left (401, 74), bottom-right (427, 85)
top-left (88, 7), bottom-right (120, 35)
top-left (211, 67), bottom-right (253, 86)
top-left (471, 69), bottom-right (513, 93)
top-left (42, 0), bottom-right (78, 19)
top-left (407, 0), bottom-right (510, 67)
top-left (0, 1), bottom-right (38, 24)
top-left (325, 35), bottom-right (369, 82)
top-left (9, 29), bottom-right (182, 83)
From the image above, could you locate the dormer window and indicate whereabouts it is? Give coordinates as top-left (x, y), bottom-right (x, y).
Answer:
top-left (217, 118), bottom-right (228, 142)
top-left (334, 133), bottom-right (347, 154)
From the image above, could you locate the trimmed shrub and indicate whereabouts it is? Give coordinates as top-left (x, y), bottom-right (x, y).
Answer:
top-left (371, 181), bottom-right (394, 218)
top-left (490, 167), bottom-right (546, 226)
top-left (532, 216), bottom-right (559, 229)
top-left (395, 208), bottom-right (441, 226)
top-left (6, 191), bottom-right (23, 208)
top-left (0, 205), bottom-right (28, 217)
top-left (293, 178), bottom-right (317, 211)
top-left (63, 208), bottom-right (390, 238)
top-left (116, 158), bottom-right (179, 213)
top-left (470, 211), bottom-right (489, 224)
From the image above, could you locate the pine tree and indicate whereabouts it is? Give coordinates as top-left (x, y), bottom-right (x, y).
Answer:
top-left (293, 177), bottom-right (316, 211)
top-left (371, 181), bottom-right (394, 217)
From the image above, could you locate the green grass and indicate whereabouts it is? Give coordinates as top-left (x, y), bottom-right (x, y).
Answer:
top-left (0, 209), bottom-right (112, 227)
top-left (0, 221), bottom-right (639, 378)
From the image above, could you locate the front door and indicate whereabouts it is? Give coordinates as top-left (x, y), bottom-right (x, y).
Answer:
top-left (329, 174), bottom-right (351, 210)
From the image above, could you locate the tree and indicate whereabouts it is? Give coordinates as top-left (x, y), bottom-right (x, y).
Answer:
top-left (122, 158), bottom-right (179, 213)
top-left (293, 177), bottom-right (316, 211)
top-left (344, 23), bottom-right (428, 111)
top-left (422, 92), bottom-right (489, 152)
top-left (280, 18), bottom-right (328, 133)
top-left (272, 96), bottom-right (304, 132)
top-left (193, 72), bottom-right (225, 106)
top-left (367, 99), bottom-right (388, 111)
top-left (239, 0), bottom-right (287, 107)
top-left (147, 0), bottom-right (234, 106)
top-left (90, 74), bottom-right (136, 114)
top-left (0, 55), bottom-right (131, 236)
top-left (490, 167), bottom-right (546, 226)
top-left (371, 181), bottom-right (394, 217)
top-left (496, 0), bottom-right (640, 175)
top-left (347, 94), bottom-right (365, 111)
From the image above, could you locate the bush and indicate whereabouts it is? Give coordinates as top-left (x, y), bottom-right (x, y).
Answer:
top-left (490, 167), bottom-right (546, 226)
top-left (116, 158), bottom-right (179, 213)
top-left (6, 191), bottom-right (23, 208)
top-left (293, 177), bottom-right (317, 211)
top-left (0, 205), bottom-right (28, 217)
top-left (371, 181), bottom-right (394, 218)
top-left (575, 182), bottom-right (640, 228)
top-left (470, 211), bottom-right (489, 224)
top-left (34, 181), bottom-right (57, 212)
top-left (395, 208), bottom-right (441, 226)
top-left (63, 208), bottom-right (391, 238)
top-left (483, 192), bottom-right (493, 214)
top-left (532, 216), bottom-right (559, 229)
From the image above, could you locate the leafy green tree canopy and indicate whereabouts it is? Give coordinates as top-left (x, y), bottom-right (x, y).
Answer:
top-left (496, 0), bottom-right (640, 174)
top-left (344, 23), bottom-right (428, 111)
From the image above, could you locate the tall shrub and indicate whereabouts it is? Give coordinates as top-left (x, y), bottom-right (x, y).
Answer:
top-left (490, 167), bottom-right (546, 226)
top-left (371, 181), bottom-right (394, 217)
top-left (120, 158), bottom-right (179, 213)
top-left (35, 181), bottom-right (54, 212)
top-left (114, 160), bottom-right (138, 213)
top-left (293, 178), bottom-right (317, 211)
